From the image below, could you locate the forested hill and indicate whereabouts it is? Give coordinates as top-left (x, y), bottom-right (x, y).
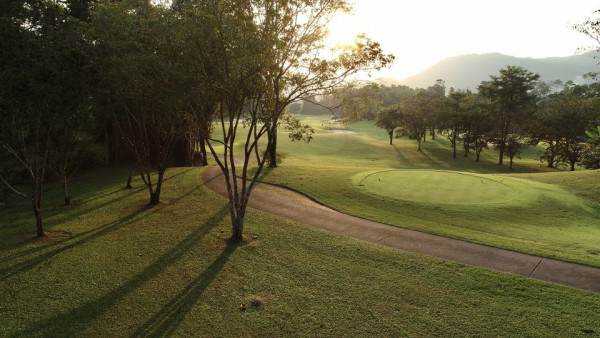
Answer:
top-left (393, 52), bottom-right (599, 90)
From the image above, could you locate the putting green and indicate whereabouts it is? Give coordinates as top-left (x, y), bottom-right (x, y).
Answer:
top-left (354, 170), bottom-right (532, 205)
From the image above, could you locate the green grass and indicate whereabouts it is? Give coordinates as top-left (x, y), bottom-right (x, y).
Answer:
top-left (1, 167), bottom-right (599, 336)
top-left (256, 115), bottom-right (600, 267)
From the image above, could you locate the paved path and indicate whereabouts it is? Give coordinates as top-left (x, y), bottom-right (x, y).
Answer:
top-left (202, 166), bottom-right (600, 293)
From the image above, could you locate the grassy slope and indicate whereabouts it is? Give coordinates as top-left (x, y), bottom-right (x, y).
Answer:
top-left (260, 115), bottom-right (600, 267)
top-left (1, 168), bottom-right (599, 336)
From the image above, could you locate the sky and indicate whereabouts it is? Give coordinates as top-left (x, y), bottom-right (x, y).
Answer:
top-left (325, 0), bottom-right (600, 80)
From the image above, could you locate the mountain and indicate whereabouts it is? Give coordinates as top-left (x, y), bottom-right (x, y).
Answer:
top-left (397, 53), bottom-right (599, 91)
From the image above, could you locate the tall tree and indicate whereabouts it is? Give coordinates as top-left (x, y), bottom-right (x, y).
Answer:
top-left (426, 79), bottom-right (446, 140)
top-left (255, 0), bottom-right (394, 167)
top-left (478, 66), bottom-right (540, 165)
top-left (189, 0), bottom-right (392, 240)
top-left (440, 88), bottom-right (472, 159)
top-left (397, 90), bottom-right (439, 151)
top-left (90, 0), bottom-right (186, 204)
top-left (376, 105), bottom-right (401, 145)
top-left (0, 0), bottom-right (90, 235)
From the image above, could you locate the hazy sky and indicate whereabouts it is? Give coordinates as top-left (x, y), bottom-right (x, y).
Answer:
top-left (326, 0), bottom-right (600, 80)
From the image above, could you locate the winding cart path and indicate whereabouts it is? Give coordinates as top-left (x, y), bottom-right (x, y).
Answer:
top-left (202, 166), bottom-right (600, 293)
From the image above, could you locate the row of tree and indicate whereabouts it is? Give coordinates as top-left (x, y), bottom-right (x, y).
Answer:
top-left (1, 0), bottom-right (393, 238)
top-left (372, 67), bottom-right (600, 170)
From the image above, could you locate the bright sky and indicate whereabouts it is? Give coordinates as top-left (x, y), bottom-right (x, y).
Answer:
top-left (326, 0), bottom-right (600, 80)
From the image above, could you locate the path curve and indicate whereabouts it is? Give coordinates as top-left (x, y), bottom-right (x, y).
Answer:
top-left (202, 166), bottom-right (600, 293)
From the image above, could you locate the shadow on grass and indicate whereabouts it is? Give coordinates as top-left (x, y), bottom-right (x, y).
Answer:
top-left (1, 169), bottom-right (199, 265)
top-left (11, 204), bottom-right (230, 338)
top-left (0, 203), bottom-right (156, 281)
top-left (132, 239), bottom-right (237, 337)
top-left (392, 144), bottom-right (414, 168)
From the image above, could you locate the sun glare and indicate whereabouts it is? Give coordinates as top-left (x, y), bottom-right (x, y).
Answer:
top-left (325, 0), bottom-right (600, 80)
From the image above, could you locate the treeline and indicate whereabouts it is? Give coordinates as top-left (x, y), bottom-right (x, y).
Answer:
top-left (336, 68), bottom-right (600, 170)
top-left (1, 0), bottom-right (392, 238)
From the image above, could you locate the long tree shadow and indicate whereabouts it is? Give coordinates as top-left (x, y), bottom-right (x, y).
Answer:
top-left (0, 203), bottom-right (156, 281)
top-left (11, 204), bottom-right (230, 337)
top-left (1, 171), bottom-right (201, 268)
top-left (132, 239), bottom-right (237, 337)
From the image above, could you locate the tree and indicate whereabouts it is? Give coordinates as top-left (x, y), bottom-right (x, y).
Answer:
top-left (376, 105), bottom-right (401, 145)
top-left (397, 90), bottom-right (438, 151)
top-left (531, 86), bottom-right (600, 171)
top-left (338, 83), bottom-right (382, 122)
top-left (440, 88), bottom-right (474, 159)
top-left (573, 10), bottom-right (600, 54)
top-left (0, 0), bottom-right (90, 235)
top-left (478, 66), bottom-right (540, 165)
top-left (255, 0), bottom-right (394, 167)
top-left (186, 0), bottom-right (392, 240)
top-left (426, 79), bottom-right (446, 140)
top-left (90, 0), bottom-right (187, 204)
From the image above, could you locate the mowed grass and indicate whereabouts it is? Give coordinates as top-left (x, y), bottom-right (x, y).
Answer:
top-left (1, 167), bottom-right (600, 336)
top-left (258, 115), bottom-right (600, 267)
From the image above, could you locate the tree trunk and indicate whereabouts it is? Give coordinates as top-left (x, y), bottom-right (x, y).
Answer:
top-left (125, 168), bottom-right (133, 189)
top-left (417, 138), bottom-right (422, 151)
top-left (33, 181), bottom-right (44, 237)
top-left (570, 161), bottom-right (576, 171)
top-left (389, 131), bottom-right (393, 145)
top-left (509, 156), bottom-right (514, 169)
top-left (231, 215), bottom-right (244, 240)
top-left (498, 145), bottom-right (504, 165)
top-left (199, 137), bottom-right (208, 167)
top-left (452, 129), bottom-right (457, 159)
top-left (62, 177), bottom-right (70, 205)
top-left (268, 127), bottom-right (278, 168)
top-left (149, 167), bottom-right (166, 205)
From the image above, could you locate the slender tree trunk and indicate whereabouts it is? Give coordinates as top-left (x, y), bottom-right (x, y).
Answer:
top-left (149, 166), bottom-right (166, 205)
top-left (547, 141), bottom-right (556, 168)
top-left (62, 176), bottom-right (70, 205)
top-left (268, 127), bottom-right (278, 168)
top-left (570, 161), bottom-right (576, 171)
top-left (232, 215), bottom-right (244, 240)
top-left (199, 138), bottom-right (208, 167)
top-left (125, 168), bottom-right (133, 189)
top-left (417, 138), bottom-right (422, 151)
top-left (33, 180), bottom-right (44, 237)
top-left (452, 129), bottom-right (457, 159)
top-left (509, 155), bottom-right (514, 169)
top-left (475, 141), bottom-right (483, 162)
top-left (389, 131), bottom-right (393, 145)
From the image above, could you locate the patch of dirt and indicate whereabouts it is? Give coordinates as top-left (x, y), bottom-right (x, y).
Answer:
top-left (32, 230), bottom-right (73, 244)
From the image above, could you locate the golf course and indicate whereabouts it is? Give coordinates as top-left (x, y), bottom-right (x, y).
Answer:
top-left (1, 115), bottom-right (599, 336)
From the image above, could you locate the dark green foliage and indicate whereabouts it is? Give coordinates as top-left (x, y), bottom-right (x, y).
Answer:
top-left (581, 145), bottom-right (600, 169)
top-left (478, 66), bottom-right (540, 166)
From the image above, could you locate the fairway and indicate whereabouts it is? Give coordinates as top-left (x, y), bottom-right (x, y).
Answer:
top-left (355, 170), bottom-right (523, 205)
top-left (260, 115), bottom-right (600, 267)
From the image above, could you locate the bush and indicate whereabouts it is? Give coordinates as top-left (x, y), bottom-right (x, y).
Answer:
top-left (581, 145), bottom-right (600, 169)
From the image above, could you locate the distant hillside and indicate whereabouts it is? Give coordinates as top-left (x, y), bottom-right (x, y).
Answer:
top-left (397, 53), bottom-right (600, 91)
